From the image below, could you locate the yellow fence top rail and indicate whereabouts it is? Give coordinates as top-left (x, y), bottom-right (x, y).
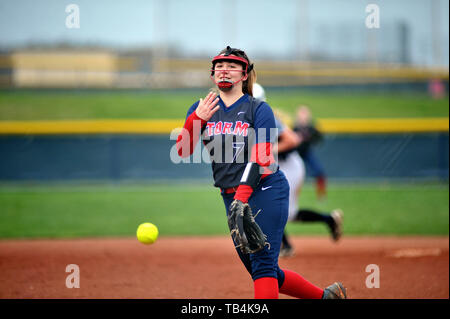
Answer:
top-left (316, 118), bottom-right (449, 133)
top-left (0, 118), bottom-right (448, 135)
top-left (0, 120), bottom-right (185, 135)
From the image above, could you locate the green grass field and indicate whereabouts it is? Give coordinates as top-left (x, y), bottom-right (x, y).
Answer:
top-left (0, 89), bottom-right (448, 120)
top-left (0, 89), bottom-right (448, 239)
top-left (0, 182), bottom-right (448, 239)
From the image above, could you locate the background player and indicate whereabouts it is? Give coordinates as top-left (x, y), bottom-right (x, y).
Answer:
top-left (176, 46), bottom-right (346, 299)
top-left (293, 105), bottom-right (328, 201)
top-left (253, 83), bottom-right (343, 257)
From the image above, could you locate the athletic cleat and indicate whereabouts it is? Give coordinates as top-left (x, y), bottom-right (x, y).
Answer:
top-left (279, 246), bottom-right (295, 258)
top-left (329, 209), bottom-right (343, 242)
top-left (322, 282), bottom-right (347, 299)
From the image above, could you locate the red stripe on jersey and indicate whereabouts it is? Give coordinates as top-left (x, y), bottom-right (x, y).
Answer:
top-left (250, 142), bottom-right (276, 178)
top-left (176, 111), bottom-right (206, 158)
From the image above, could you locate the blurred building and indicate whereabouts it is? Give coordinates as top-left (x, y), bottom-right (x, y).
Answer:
top-left (9, 50), bottom-right (117, 88)
top-left (0, 47), bottom-right (447, 90)
top-left (0, 53), bottom-right (13, 87)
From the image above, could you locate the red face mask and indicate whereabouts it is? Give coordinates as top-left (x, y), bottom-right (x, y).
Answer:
top-left (210, 54), bottom-right (253, 92)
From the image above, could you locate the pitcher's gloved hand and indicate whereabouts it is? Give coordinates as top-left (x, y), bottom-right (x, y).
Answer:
top-left (227, 199), bottom-right (268, 254)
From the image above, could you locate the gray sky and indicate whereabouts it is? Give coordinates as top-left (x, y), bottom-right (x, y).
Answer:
top-left (0, 0), bottom-right (448, 66)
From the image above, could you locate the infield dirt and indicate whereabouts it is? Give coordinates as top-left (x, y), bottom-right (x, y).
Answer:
top-left (0, 236), bottom-right (448, 299)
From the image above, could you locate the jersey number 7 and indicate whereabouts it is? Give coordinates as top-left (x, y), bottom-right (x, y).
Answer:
top-left (232, 142), bottom-right (245, 162)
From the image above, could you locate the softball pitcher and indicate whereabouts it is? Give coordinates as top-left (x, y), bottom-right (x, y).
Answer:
top-left (176, 46), bottom-right (346, 299)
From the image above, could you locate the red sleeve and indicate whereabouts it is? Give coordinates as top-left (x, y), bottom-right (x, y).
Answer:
top-left (176, 111), bottom-right (206, 158)
top-left (234, 142), bottom-right (275, 203)
top-left (250, 142), bottom-right (276, 178)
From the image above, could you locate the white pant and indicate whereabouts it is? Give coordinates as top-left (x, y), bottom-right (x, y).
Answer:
top-left (278, 152), bottom-right (305, 221)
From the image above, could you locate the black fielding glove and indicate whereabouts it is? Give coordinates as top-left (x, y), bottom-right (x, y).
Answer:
top-left (227, 199), bottom-right (268, 254)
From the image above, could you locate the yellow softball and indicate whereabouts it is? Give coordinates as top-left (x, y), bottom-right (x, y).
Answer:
top-left (136, 222), bottom-right (159, 245)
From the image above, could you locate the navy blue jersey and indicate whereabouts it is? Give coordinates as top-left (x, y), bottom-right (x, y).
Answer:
top-left (185, 93), bottom-right (278, 189)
